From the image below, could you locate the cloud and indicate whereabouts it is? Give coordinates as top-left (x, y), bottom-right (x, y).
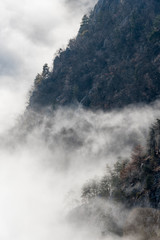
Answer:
top-left (0, 0), bottom-right (97, 132)
top-left (0, 46), bottom-right (22, 76)
top-left (0, 103), bottom-right (160, 240)
top-left (64, 0), bottom-right (97, 13)
top-left (1, 1), bottom-right (159, 239)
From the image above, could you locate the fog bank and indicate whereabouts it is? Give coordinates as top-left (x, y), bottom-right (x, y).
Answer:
top-left (0, 102), bottom-right (160, 239)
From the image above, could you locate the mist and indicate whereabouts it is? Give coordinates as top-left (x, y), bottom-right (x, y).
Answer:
top-left (1, 101), bottom-right (160, 239)
top-left (1, 0), bottom-right (160, 239)
top-left (0, 0), bottom-right (97, 134)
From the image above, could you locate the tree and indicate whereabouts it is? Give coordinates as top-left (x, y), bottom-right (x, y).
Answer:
top-left (147, 119), bottom-right (160, 157)
top-left (81, 179), bottom-right (99, 203)
top-left (81, 15), bottom-right (89, 27)
top-left (42, 63), bottom-right (49, 78)
top-left (131, 145), bottom-right (144, 166)
top-left (34, 73), bottom-right (43, 86)
top-left (79, 15), bottom-right (89, 34)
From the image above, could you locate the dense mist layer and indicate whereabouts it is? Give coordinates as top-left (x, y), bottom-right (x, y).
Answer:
top-left (1, 102), bottom-right (160, 239)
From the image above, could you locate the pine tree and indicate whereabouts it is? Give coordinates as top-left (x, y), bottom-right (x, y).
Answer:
top-left (79, 15), bottom-right (89, 34)
top-left (42, 63), bottom-right (49, 77)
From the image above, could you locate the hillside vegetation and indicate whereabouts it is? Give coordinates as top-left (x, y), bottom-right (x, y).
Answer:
top-left (29, 0), bottom-right (160, 110)
top-left (68, 119), bottom-right (160, 238)
top-left (82, 119), bottom-right (160, 209)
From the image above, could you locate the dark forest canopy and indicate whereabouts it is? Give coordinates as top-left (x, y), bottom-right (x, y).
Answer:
top-left (28, 0), bottom-right (160, 111)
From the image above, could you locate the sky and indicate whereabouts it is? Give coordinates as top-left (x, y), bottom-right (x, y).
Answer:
top-left (0, 1), bottom-right (160, 239)
top-left (0, 0), bottom-right (97, 133)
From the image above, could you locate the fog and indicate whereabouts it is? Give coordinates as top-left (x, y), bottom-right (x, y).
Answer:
top-left (0, 102), bottom-right (160, 239)
top-left (0, 0), bottom-right (97, 133)
top-left (1, 0), bottom-right (160, 239)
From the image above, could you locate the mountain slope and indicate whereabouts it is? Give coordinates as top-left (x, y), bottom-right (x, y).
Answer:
top-left (29, 0), bottom-right (160, 110)
top-left (81, 119), bottom-right (160, 209)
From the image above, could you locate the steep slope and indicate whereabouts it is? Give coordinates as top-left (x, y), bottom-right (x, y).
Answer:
top-left (29, 0), bottom-right (160, 110)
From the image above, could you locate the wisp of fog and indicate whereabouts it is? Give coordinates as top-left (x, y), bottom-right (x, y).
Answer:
top-left (0, 102), bottom-right (160, 240)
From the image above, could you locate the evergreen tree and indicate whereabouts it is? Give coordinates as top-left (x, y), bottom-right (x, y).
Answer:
top-left (42, 63), bottom-right (49, 77)
top-left (79, 15), bottom-right (89, 34)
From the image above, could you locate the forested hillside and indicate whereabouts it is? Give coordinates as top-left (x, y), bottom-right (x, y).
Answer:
top-left (81, 119), bottom-right (160, 209)
top-left (29, 0), bottom-right (160, 110)
top-left (68, 119), bottom-right (160, 238)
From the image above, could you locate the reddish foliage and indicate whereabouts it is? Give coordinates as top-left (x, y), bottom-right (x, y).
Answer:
top-left (120, 145), bottom-right (144, 180)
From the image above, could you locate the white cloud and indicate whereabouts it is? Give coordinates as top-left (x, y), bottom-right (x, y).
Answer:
top-left (0, 0), bottom-right (97, 132)
top-left (1, 1), bottom-right (157, 239)
top-left (0, 104), bottom-right (160, 240)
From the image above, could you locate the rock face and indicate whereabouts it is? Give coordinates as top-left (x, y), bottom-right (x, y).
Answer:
top-left (29, 0), bottom-right (160, 111)
top-left (124, 208), bottom-right (160, 240)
